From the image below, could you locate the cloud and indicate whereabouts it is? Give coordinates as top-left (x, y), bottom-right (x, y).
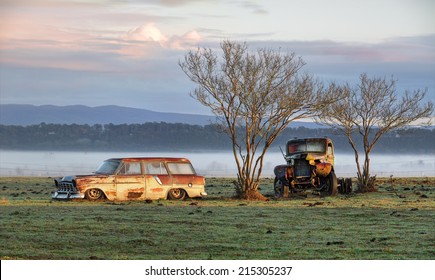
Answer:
top-left (158, 0), bottom-right (216, 7)
top-left (1, 1), bottom-right (433, 114)
top-left (247, 35), bottom-right (435, 65)
top-left (123, 23), bottom-right (202, 52)
top-left (244, 36), bottom-right (435, 101)
top-left (167, 30), bottom-right (202, 50)
top-left (124, 23), bottom-right (168, 43)
top-left (230, 0), bottom-right (268, 15)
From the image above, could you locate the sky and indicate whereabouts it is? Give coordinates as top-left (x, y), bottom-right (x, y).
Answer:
top-left (0, 0), bottom-right (434, 115)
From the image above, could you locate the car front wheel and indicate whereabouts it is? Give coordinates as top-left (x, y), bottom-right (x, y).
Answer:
top-left (85, 188), bottom-right (104, 200)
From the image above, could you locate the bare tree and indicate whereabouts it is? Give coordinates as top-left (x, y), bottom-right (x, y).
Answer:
top-left (179, 40), bottom-right (337, 200)
top-left (316, 73), bottom-right (433, 192)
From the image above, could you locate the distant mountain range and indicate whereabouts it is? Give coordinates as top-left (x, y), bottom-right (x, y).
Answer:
top-left (0, 104), bottom-right (322, 128)
top-left (0, 104), bottom-right (216, 126)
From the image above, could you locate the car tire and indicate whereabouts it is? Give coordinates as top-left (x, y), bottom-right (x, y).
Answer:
top-left (85, 188), bottom-right (104, 200)
top-left (168, 188), bottom-right (186, 200)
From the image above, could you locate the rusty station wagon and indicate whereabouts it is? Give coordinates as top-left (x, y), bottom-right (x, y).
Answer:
top-left (53, 157), bottom-right (207, 201)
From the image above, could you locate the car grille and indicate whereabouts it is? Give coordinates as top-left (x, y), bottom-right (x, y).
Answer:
top-left (294, 159), bottom-right (310, 177)
top-left (57, 182), bottom-right (77, 192)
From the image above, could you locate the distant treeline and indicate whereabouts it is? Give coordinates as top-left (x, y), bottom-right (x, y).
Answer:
top-left (0, 122), bottom-right (434, 153)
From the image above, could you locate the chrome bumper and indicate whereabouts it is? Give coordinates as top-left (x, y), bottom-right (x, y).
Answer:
top-left (52, 191), bottom-right (85, 200)
top-left (200, 192), bottom-right (208, 197)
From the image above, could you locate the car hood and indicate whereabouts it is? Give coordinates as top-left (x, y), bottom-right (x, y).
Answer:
top-left (60, 174), bottom-right (97, 182)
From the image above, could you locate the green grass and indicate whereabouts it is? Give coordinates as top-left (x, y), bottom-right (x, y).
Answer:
top-left (0, 177), bottom-right (434, 259)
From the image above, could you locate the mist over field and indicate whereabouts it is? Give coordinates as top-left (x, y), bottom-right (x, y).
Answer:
top-left (1, 150), bottom-right (433, 178)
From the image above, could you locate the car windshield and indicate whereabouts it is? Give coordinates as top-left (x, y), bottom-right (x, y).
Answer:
top-left (288, 140), bottom-right (326, 154)
top-left (95, 160), bottom-right (120, 174)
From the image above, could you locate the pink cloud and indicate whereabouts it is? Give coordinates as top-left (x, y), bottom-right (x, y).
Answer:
top-left (124, 23), bottom-right (168, 44)
top-left (167, 30), bottom-right (202, 50)
top-left (121, 23), bottom-right (203, 56)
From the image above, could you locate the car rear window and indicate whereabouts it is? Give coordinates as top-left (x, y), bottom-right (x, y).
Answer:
top-left (167, 162), bottom-right (196, 175)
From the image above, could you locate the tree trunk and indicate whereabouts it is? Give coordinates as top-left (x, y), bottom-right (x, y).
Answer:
top-left (234, 166), bottom-right (268, 201)
top-left (361, 152), bottom-right (376, 192)
top-left (238, 186), bottom-right (268, 201)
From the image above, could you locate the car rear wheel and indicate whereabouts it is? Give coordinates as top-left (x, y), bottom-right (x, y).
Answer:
top-left (168, 188), bottom-right (186, 200)
top-left (85, 188), bottom-right (104, 200)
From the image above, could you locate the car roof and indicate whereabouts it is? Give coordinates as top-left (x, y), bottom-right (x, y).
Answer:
top-left (105, 157), bottom-right (192, 163)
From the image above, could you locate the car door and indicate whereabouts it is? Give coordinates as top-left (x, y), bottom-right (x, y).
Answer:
top-left (115, 161), bottom-right (146, 200)
top-left (143, 161), bottom-right (172, 200)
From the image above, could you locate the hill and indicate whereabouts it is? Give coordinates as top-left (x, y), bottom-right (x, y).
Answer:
top-left (0, 104), bottom-right (323, 128)
top-left (0, 104), bottom-right (216, 126)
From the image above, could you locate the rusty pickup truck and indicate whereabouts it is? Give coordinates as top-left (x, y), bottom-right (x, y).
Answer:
top-left (273, 137), bottom-right (351, 197)
top-left (53, 157), bottom-right (207, 201)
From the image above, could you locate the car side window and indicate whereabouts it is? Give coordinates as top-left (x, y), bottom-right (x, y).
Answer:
top-left (167, 163), bottom-right (196, 175)
top-left (144, 162), bottom-right (168, 175)
top-left (117, 162), bottom-right (142, 175)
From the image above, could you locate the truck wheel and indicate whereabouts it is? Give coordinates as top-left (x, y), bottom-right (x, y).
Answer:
top-left (168, 188), bottom-right (186, 200)
top-left (338, 178), bottom-right (344, 194)
top-left (274, 177), bottom-right (284, 198)
top-left (345, 178), bottom-right (352, 194)
top-left (85, 188), bottom-right (104, 200)
top-left (324, 171), bottom-right (338, 196)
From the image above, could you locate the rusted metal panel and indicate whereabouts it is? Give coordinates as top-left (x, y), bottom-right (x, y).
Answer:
top-left (145, 174), bottom-right (170, 200)
top-left (77, 175), bottom-right (116, 200)
top-left (315, 162), bottom-right (332, 177)
top-left (116, 175), bottom-right (146, 200)
top-left (52, 157), bottom-right (206, 201)
top-left (126, 187), bottom-right (145, 199)
top-left (172, 175), bottom-right (205, 198)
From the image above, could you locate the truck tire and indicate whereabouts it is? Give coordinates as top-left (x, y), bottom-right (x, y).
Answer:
top-left (274, 177), bottom-right (286, 198)
top-left (326, 171), bottom-right (338, 196)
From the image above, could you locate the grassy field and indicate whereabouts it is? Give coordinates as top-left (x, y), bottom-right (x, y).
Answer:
top-left (0, 176), bottom-right (434, 260)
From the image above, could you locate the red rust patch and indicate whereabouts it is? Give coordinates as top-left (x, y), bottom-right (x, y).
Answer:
top-left (127, 192), bottom-right (143, 199)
